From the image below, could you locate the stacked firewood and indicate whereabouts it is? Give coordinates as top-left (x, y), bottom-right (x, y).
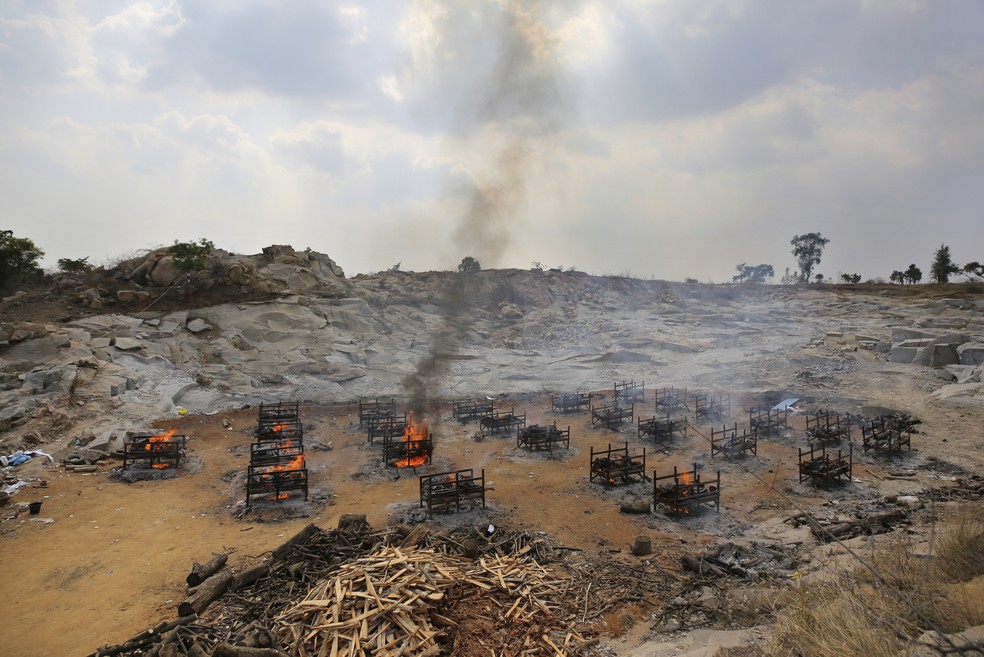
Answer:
top-left (275, 545), bottom-right (589, 657)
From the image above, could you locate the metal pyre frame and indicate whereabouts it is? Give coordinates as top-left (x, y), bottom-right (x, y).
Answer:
top-left (480, 408), bottom-right (527, 437)
top-left (798, 444), bottom-right (853, 486)
top-left (517, 422), bottom-right (571, 451)
top-left (591, 402), bottom-right (634, 430)
top-left (710, 423), bottom-right (758, 459)
top-left (653, 464), bottom-right (721, 514)
top-left (122, 433), bottom-right (187, 470)
top-left (748, 405), bottom-right (789, 436)
top-left (694, 392), bottom-right (731, 424)
top-left (614, 379), bottom-right (646, 405)
top-left (590, 442), bottom-right (647, 486)
top-left (551, 392), bottom-right (592, 414)
top-left (358, 398), bottom-right (397, 429)
top-left (366, 412), bottom-right (408, 444)
top-left (805, 410), bottom-right (852, 444)
top-left (861, 415), bottom-right (913, 455)
top-left (452, 398), bottom-right (494, 423)
top-left (655, 387), bottom-right (690, 415)
top-left (419, 469), bottom-right (486, 515)
top-left (638, 412), bottom-right (688, 445)
top-left (382, 430), bottom-right (433, 469)
top-left (246, 460), bottom-right (309, 507)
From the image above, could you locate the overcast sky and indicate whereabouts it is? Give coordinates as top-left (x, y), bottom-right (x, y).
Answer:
top-left (2, 0), bottom-right (982, 283)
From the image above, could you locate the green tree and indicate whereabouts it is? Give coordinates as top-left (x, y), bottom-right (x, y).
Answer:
top-left (733, 263), bottom-right (775, 284)
top-left (889, 270), bottom-right (905, 285)
top-left (168, 238), bottom-right (215, 274)
top-left (930, 244), bottom-right (959, 283)
top-left (904, 264), bottom-right (922, 284)
top-left (0, 229), bottom-right (45, 289)
top-left (457, 256), bottom-right (481, 273)
top-left (839, 273), bottom-right (861, 284)
top-left (790, 232), bottom-right (830, 282)
top-left (57, 256), bottom-right (93, 274)
top-left (962, 261), bottom-right (983, 280)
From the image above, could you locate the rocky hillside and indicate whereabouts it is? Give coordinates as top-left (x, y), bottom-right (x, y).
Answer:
top-left (2, 245), bottom-right (983, 456)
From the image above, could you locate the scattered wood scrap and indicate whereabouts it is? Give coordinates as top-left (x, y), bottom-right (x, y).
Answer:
top-left (275, 545), bottom-right (586, 657)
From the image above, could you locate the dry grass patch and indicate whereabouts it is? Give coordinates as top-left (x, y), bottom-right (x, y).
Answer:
top-left (767, 505), bottom-right (984, 657)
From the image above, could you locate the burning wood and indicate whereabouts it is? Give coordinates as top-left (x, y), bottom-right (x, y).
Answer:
top-left (590, 442), bottom-right (647, 486)
top-left (246, 454), bottom-right (308, 506)
top-left (653, 464), bottom-right (721, 514)
top-left (418, 469), bottom-right (486, 515)
top-left (383, 414), bottom-right (432, 469)
top-left (122, 430), bottom-right (187, 471)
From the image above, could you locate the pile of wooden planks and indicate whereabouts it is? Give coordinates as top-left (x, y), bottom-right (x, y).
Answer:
top-left (275, 544), bottom-right (582, 657)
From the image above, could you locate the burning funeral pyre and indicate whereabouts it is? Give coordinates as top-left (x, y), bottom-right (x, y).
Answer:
top-left (122, 429), bottom-right (187, 471)
top-left (246, 401), bottom-right (308, 506)
top-left (653, 464), bottom-right (721, 514)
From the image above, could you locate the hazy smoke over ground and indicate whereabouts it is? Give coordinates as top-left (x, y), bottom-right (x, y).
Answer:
top-left (403, 0), bottom-right (568, 411)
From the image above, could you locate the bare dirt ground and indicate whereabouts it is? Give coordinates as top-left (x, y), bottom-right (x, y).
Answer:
top-left (3, 347), bottom-right (980, 657)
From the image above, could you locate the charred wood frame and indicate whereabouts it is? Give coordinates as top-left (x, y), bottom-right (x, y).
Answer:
top-left (480, 408), bottom-right (527, 436)
top-left (748, 405), bottom-right (789, 436)
top-left (382, 430), bottom-right (433, 469)
top-left (710, 423), bottom-right (758, 459)
top-left (798, 444), bottom-right (853, 486)
top-left (358, 398), bottom-right (397, 428)
top-left (614, 379), bottom-right (646, 404)
top-left (551, 392), bottom-right (592, 414)
top-left (419, 469), bottom-right (486, 515)
top-left (366, 412), bottom-right (408, 445)
top-left (591, 402), bottom-right (635, 430)
top-left (122, 433), bottom-right (187, 470)
top-left (653, 464), bottom-right (721, 514)
top-left (638, 412), bottom-right (688, 444)
top-left (694, 393), bottom-right (731, 424)
top-left (246, 459), bottom-right (309, 507)
top-left (517, 422), bottom-right (571, 451)
top-left (655, 387), bottom-right (690, 414)
top-left (861, 416), bottom-right (913, 455)
top-left (805, 410), bottom-right (852, 444)
top-left (590, 442), bottom-right (647, 486)
top-left (452, 398), bottom-right (494, 423)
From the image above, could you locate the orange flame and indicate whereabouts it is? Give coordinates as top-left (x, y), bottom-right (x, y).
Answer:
top-left (393, 414), bottom-right (429, 468)
top-left (151, 463), bottom-right (171, 470)
top-left (262, 454), bottom-right (306, 473)
top-left (271, 423), bottom-right (289, 433)
top-left (144, 428), bottom-right (177, 450)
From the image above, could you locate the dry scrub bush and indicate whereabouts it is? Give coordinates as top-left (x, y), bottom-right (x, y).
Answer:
top-left (768, 505), bottom-right (984, 657)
